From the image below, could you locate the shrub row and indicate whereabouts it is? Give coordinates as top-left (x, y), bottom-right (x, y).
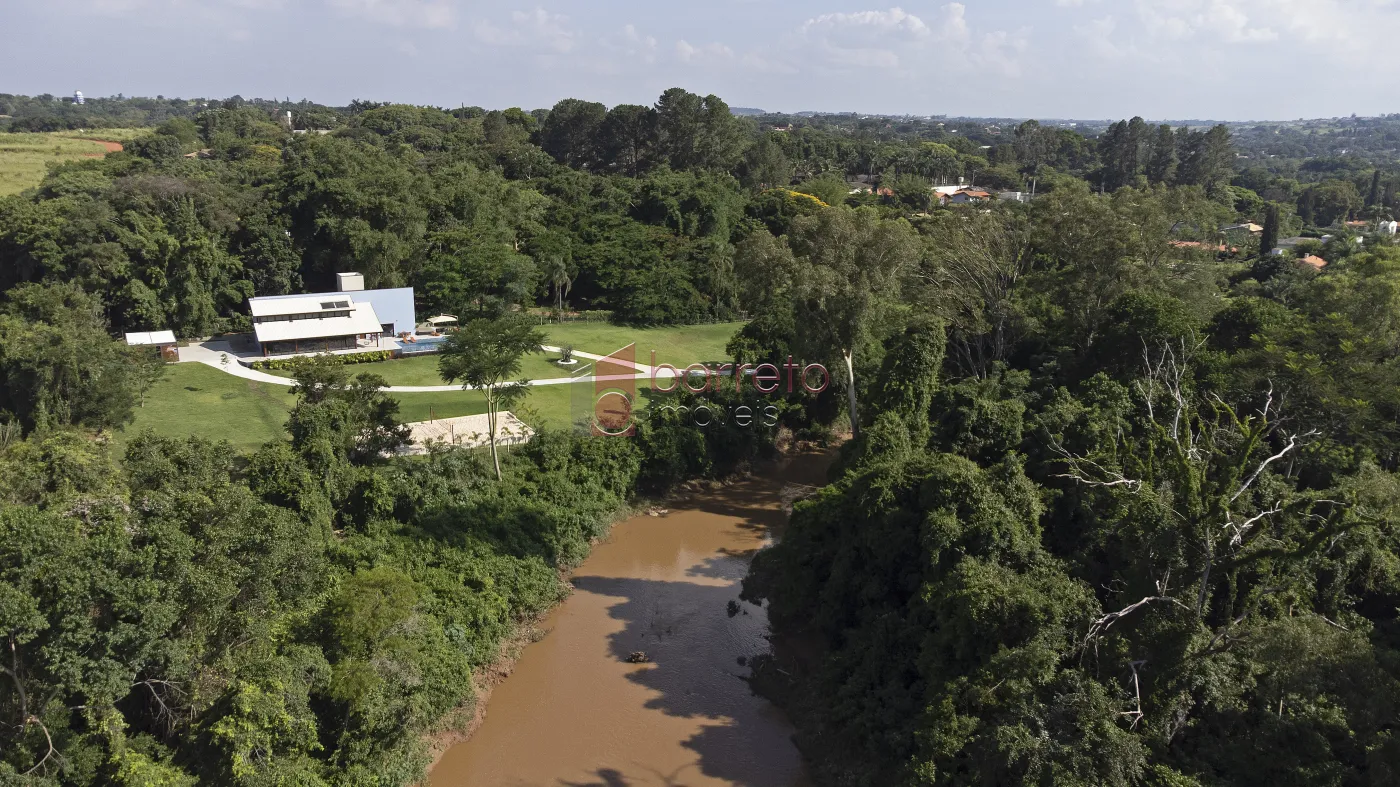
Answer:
top-left (250, 349), bottom-right (396, 371)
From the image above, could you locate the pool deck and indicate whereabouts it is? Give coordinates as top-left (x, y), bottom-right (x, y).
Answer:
top-left (399, 412), bottom-right (534, 454)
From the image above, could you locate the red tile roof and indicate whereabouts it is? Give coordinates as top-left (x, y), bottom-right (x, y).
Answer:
top-left (1299, 254), bottom-right (1328, 269)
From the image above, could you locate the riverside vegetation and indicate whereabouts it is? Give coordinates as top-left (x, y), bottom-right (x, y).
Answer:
top-left (4, 90), bottom-right (1400, 785)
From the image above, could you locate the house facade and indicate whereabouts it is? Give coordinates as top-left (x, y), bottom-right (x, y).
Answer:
top-left (249, 294), bottom-right (386, 356)
top-left (247, 273), bottom-right (419, 357)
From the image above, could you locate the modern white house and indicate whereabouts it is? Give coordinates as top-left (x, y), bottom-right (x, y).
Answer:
top-left (249, 294), bottom-right (386, 356)
top-left (246, 273), bottom-right (419, 357)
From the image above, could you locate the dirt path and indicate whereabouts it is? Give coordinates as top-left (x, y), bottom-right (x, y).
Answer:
top-left (78, 139), bottom-right (124, 153)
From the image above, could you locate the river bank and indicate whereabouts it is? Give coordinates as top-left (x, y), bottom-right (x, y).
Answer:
top-left (426, 448), bottom-right (831, 786)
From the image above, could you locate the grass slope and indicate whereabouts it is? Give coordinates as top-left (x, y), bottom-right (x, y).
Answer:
top-left (122, 363), bottom-right (588, 452)
top-left (0, 130), bottom-right (140, 196)
top-left (261, 350), bottom-right (574, 386)
top-left (122, 324), bottom-right (743, 451)
top-left (543, 321), bottom-right (743, 369)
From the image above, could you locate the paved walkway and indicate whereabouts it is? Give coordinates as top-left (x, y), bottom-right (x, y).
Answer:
top-left (177, 341), bottom-right (666, 392)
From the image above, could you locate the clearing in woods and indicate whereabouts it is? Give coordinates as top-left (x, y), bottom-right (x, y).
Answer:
top-left (0, 130), bottom-right (130, 196)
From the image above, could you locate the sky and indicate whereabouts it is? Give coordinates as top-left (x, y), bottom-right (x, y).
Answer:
top-left (3, 0), bottom-right (1396, 121)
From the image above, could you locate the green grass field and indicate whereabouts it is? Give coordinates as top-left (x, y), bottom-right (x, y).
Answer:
top-left (48, 128), bottom-right (152, 143)
top-left (542, 321), bottom-right (743, 369)
top-left (119, 363), bottom-right (297, 453)
top-left (0, 130), bottom-right (139, 196)
top-left (261, 349), bottom-right (575, 386)
top-left (121, 363), bottom-right (588, 453)
top-left (120, 323), bottom-right (744, 452)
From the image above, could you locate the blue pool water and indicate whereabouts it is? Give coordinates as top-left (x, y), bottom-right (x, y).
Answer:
top-left (398, 335), bottom-right (448, 354)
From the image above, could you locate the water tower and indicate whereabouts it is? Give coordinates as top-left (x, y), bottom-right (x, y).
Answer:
top-left (74, 91), bottom-right (84, 105)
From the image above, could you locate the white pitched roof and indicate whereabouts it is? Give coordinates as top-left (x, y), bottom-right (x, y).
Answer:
top-left (249, 294), bottom-right (355, 318)
top-left (125, 330), bottom-right (176, 346)
top-left (253, 302), bottom-right (383, 344)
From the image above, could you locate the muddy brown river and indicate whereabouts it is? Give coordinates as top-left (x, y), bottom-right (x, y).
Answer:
top-left (428, 452), bottom-right (829, 787)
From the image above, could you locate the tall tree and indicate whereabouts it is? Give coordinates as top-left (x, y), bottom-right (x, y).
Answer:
top-left (784, 208), bottom-right (920, 438)
top-left (536, 98), bottom-right (607, 169)
top-left (545, 256), bottom-right (573, 313)
top-left (0, 282), bottom-right (161, 433)
top-left (1261, 202), bottom-right (1280, 256)
top-left (437, 316), bottom-right (544, 480)
top-left (1014, 121), bottom-right (1054, 195)
top-left (654, 88), bottom-right (745, 172)
top-left (598, 104), bottom-right (657, 176)
top-left (1177, 124), bottom-right (1235, 193)
top-left (1145, 123), bottom-right (1179, 185)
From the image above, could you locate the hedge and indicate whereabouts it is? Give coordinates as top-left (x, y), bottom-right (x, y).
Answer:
top-left (250, 350), bottom-right (396, 371)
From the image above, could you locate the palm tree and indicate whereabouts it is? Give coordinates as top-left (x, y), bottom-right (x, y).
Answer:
top-left (546, 257), bottom-right (573, 314)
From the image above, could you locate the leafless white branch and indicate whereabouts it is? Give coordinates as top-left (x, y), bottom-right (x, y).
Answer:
top-left (1086, 596), bottom-right (1191, 645)
top-left (1229, 430), bottom-right (1319, 505)
top-left (1118, 660), bottom-right (1149, 730)
top-left (1225, 504), bottom-right (1283, 547)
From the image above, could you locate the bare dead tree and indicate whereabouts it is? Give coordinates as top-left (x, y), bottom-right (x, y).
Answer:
top-left (920, 211), bottom-right (1035, 378)
top-left (1118, 660), bottom-right (1150, 730)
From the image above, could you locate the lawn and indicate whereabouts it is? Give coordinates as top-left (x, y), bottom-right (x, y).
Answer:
top-left (120, 322), bottom-right (745, 453)
top-left (119, 363), bottom-right (297, 453)
top-left (0, 130), bottom-right (137, 196)
top-left (261, 349), bottom-right (575, 386)
top-left (121, 363), bottom-right (590, 453)
top-left (542, 321), bottom-right (744, 369)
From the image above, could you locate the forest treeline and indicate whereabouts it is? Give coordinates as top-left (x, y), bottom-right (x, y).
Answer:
top-left (3, 89), bottom-right (1395, 346)
top-left (739, 182), bottom-right (1400, 785)
top-left (4, 87), bottom-right (1400, 785)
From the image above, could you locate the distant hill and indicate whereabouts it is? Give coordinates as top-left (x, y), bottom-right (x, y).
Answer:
top-left (729, 107), bottom-right (766, 116)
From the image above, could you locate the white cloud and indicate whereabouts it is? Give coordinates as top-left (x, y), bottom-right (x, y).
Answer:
top-left (796, 4), bottom-right (1026, 75)
top-left (800, 7), bottom-right (934, 44)
top-left (799, 5), bottom-right (977, 70)
top-left (1133, 1), bottom-right (1275, 43)
top-left (474, 7), bottom-right (574, 52)
top-left (975, 28), bottom-right (1030, 77)
top-left (326, 0), bottom-right (455, 29)
top-left (600, 24), bottom-right (658, 63)
top-left (1074, 15), bottom-right (1127, 59)
top-left (675, 39), bottom-right (734, 64)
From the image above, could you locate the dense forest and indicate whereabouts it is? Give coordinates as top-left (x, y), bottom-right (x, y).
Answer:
top-left (4, 90), bottom-right (1400, 785)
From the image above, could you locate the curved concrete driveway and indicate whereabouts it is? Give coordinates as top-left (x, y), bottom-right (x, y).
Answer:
top-left (177, 342), bottom-right (666, 392)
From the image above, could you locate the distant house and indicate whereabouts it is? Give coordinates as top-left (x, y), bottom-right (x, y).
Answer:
top-left (1300, 254), bottom-right (1328, 270)
top-left (998, 191), bottom-right (1029, 203)
top-left (125, 330), bottom-right (178, 361)
top-left (940, 189), bottom-right (992, 205)
top-left (1270, 237), bottom-right (1307, 255)
top-left (247, 273), bottom-right (417, 357)
top-left (1223, 223), bottom-right (1264, 234)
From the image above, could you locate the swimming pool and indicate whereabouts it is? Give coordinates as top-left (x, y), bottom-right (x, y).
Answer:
top-left (397, 335), bottom-right (448, 354)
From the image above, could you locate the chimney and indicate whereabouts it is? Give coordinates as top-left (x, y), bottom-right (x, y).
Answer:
top-left (337, 272), bottom-right (365, 292)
